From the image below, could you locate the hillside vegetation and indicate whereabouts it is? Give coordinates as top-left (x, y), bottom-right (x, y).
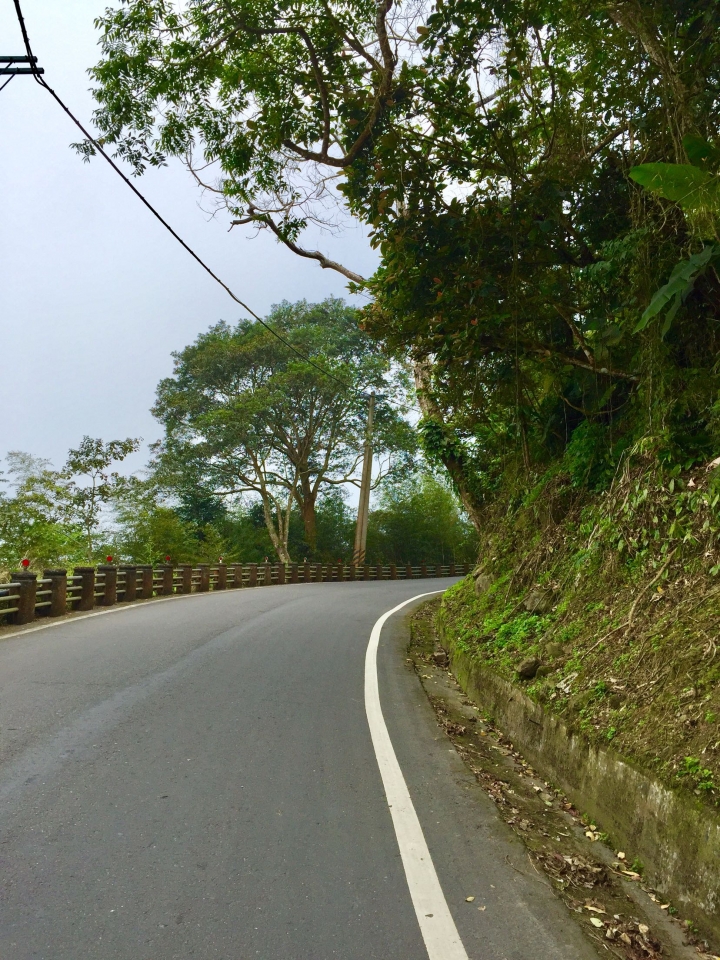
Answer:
top-left (439, 445), bottom-right (720, 808)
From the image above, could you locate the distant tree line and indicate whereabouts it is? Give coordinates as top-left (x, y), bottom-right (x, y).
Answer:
top-left (1, 300), bottom-right (477, 572)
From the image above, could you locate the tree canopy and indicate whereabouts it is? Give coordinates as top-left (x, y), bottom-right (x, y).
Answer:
top-left (86, 0), bottom-right (720, 522)
top-left (152, 298), bottom-right (415, 560)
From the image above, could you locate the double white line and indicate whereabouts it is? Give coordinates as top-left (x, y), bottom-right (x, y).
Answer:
top-left (365, 593), bottom-right (470, 960)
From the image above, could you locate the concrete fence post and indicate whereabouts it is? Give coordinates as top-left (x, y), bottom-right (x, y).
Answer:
top-left (303, 561), bottom-right (311, 583)
top-left (449, 562), bottom-right (456, 577)
top-left (120, 565), bottom-right (137, 602)
top-left (138, 565), bottom-right (154, 599)
top-left (44, 568), bottom-right (67, 617)
top-left (336, 561), bottom-right (343, 582)
top-left (248, 563), bottom-right (258, 588)
top-left (290, 563), bottom-right (298, 583)
top-left (216, 564), bottom-right (227, 590)
top-left (390, 563), bottom-right (397, 580)
top-left (230, 564), bottom-right (243, 588)
top-left (406, 563), bottom-right (413, 580)
top-left (159, 564), bottom-right (173, 596)
top-left (198, 564), bottom-right (210, 592)
top-left (75, 566), bottom-right (95, 611)
top-left (363, 564), bottom-right (370, 580)
top-left (11, 571), bottom-right (37, 625)
top-left (97, 565), bottom-right (117, 606)
top-left (263, 561), bottom-right (271, 586)
top-left (314, 563), bottom-right (323, 583)
top-left (179, 564), bottom-right (193, 594)
top-left (349, 564), bottom-right (356, 581)
top-left (277, 563), bottom-right (286, 585)
top-left (421, 562), bottom-right (428, 579)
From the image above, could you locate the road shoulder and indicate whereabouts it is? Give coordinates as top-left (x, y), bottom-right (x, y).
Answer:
top-left (376, 595), bottom-right (603, 960)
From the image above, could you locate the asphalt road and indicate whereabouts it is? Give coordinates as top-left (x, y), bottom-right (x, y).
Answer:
top-left (0, 581), bottom-right (599, 959)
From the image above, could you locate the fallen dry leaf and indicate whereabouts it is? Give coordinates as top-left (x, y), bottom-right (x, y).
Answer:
top-left (465, 896), bottom-right (475, 902)
top-left (590, 917), bottom-right (604, 928)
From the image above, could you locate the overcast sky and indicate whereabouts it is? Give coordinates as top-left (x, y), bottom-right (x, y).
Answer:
top-left (0, 0), bottom-right (377, 477)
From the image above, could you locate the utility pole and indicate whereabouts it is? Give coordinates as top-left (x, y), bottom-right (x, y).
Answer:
top-left (353, 391), bottom-right (375, 566)
top-left (0, 54), bottom-right (42, 75)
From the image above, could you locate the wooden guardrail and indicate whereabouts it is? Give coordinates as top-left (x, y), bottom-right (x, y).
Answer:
top-left (0, 561), bottom-right (470, 627)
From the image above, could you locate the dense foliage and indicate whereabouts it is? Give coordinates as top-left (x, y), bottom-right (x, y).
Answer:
top-left (151, 298), bottom-right (415, 561)
top-left (0, 441), bottom-right (139, 569)
top-left (85, 0), bottom-right (720, 520)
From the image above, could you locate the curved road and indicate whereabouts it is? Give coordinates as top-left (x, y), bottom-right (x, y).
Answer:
top-left (0, 581), bottom-right (598, 959)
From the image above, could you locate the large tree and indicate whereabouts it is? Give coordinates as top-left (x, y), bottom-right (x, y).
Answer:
top-left (152, 298), bottom-right (414, 561)
top-left (86, 0), bottom-right (720, 512)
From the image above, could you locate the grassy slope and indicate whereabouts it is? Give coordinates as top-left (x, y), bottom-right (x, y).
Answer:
top-left (438, 451), bottom-right (720, 806)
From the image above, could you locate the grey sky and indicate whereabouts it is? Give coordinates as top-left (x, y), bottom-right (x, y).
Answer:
top-left (0, 0), bottom-right (376, 477)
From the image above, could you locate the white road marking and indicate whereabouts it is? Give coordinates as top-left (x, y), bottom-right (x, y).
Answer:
top-left (0, 588), bottom-right (216, 642)
top-left (365, 593), bottom-right (470, 960)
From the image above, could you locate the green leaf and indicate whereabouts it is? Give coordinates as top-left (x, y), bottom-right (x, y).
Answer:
top-left (683, 134), bottom-right (720, 170)
top-left (629, 162), bottom-right (712, 202)
top-left (629, 163), bottom-right (720, 237)
top-left (634, 245), bottom-right (719, 334)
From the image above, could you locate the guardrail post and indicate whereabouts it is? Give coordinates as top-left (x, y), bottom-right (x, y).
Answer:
top-left (349, 563), bottom-right (356, 581)
top-left (277, 563), bottom-right (286, 585)
top-left (314, 563), bottom-right (322, 583)
top-left (362, 564), bottom-right (369, 580)
top-left (290, 563), bottom-right (298, 583)
top-left (375, 563), bottom-right (382, 581)
top-left (263, 561), bottom-right (271, 586)
top-left (248, 563), bottom-right (257, 587)
top-left (97, 564), bottom-right (117, 606)
top-left (198, 564), bottom-right (210, 592)
top-left (449, 562), bottom-right (456, 577)
top-left (335, 561), bottom-right (343, 582)
top-left (11, 571), bottom-right (37, 624)
top-left (44, 568), bottom-right (67, 617)
top-left (216, 563), bottom-right (227, 590)
top-left (405, 563), bottom-right (412, 580)
top-left (390, 563), bottom-right (397, 580)
top-left (160, 564), bottom-right (174, 595)
top-left (75, 566), bottom-right (95, 610)
top-left (179, 564), bottom-right (193, 594)
top-left (303, 561), bottom-right (311, 582)
top-left (137, 565), bottom-right (153, 599)
top-left (421, 562), bottom-right (428, 579)
top-left (120, 565), bottom-right (137, 602)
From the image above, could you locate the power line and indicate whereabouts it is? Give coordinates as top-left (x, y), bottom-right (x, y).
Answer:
top-left (11, 0), bottom-right (357, 394)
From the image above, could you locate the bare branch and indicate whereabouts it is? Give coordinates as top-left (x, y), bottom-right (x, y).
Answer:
top-left (583, 124), bottom-right (628, 158)
top-left (231, 206), bottom-right (366, 283)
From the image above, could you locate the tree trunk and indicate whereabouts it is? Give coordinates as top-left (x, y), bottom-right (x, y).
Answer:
top-left (413, 358), bottom-right (484, 533)
top-left (607, 3), bottom-right (695, 148)
top-left (295, 470), bottom-right (318, 553)
top-left (259, 491), bottom-right (291, 563)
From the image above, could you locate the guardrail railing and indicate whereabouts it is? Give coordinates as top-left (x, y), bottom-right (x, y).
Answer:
top-left (0, 561), bottom-right (469, 627)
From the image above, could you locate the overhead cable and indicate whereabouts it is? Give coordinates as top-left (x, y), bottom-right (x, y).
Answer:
top-left (12, 0), bottom-right (358, 394)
